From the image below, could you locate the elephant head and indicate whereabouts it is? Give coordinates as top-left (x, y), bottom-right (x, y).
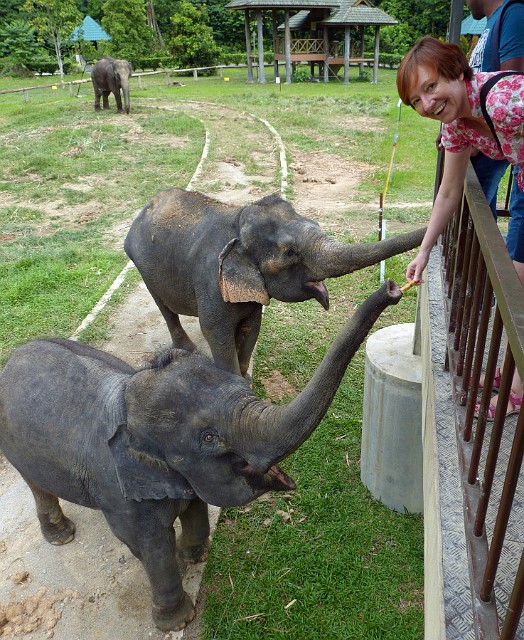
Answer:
top-left (218, 193), bottom-right (425, 310)
top-left (111, 58), bottom-right (133, 114)
top-left (109, 279), bottom-right (402, 507)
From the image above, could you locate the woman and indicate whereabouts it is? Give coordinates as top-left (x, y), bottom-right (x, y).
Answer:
top-left (397, 36), bottom-right (523, 420)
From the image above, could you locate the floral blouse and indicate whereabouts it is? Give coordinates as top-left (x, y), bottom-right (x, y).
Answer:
top-left (440, 72), bottom-right (524, 191)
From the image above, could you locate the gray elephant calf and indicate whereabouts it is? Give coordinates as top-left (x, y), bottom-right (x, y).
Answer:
top-left (91, 55), bottom-right (133, 114)
top-left (124, 188), bottom-right (424, 376)
top-left (0, 280), bottom-right (402, 631)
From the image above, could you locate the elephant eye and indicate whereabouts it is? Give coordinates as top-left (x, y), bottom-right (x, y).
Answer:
top-left (285, 247), bottom-right (297, 258)
top-left (201, 430), bottom-right (218, 444)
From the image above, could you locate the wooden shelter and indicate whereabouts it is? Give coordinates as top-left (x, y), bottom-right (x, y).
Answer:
top-left (225, 0), bottom-right (397, 84)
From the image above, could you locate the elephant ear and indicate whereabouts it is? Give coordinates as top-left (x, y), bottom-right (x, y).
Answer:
top-left (108, 423), bottom-right (195, 502)
top-left (218, 237), bottom-right (270, 305)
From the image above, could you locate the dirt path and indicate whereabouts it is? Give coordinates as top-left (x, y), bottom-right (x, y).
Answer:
top-left (0, 101), bottom-right (415, 640)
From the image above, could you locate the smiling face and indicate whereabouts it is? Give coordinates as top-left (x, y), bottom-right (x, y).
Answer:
top-left (408, 66), bottom-right (470, 124)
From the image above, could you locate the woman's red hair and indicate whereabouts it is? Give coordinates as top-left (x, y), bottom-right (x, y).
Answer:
top-left (397, 36), bottom-right (473, 106)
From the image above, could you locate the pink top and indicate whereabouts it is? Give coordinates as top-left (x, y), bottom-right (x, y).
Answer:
top-left (440, 72), bottom-right (524, 191)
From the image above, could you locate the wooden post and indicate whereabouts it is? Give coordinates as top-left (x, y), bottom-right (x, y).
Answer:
top-left (359, 25), bottom-right (365, 78)
top-left (193, 69), bottom-right (198, 80)
top-left (343, 26), bottom-right (350, 84)
top-left (284, 11), bottom-right (291, 83)
top-left (373, 26), bottom-right (380, 84)
top-left (244, 10), bottom-right (254, 83)
top-left (272, 10), bottom-right (279, 81)
top-left (257, 10), bottom-right (266, 83)
top-left (323, 25), bottom-right (329, 83)
top-left (137, 75), bottom-right (142, 88)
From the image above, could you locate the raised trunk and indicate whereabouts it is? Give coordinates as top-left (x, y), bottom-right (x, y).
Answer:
top-left (310, 226), bottom-right (426, 280)
top-left (237, 279), bottom-right (403, 471)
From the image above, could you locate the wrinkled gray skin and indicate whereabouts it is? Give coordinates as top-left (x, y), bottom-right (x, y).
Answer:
top-left (124, 188), bottom-right (425, 376)
top-left (0, 280), bottom-right (401, 631)
top-left (91, 55), bottom-right (132, 114)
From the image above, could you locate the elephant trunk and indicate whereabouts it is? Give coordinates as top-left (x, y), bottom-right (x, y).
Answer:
top-left (236, 280), bottom-right (403, 472)
top-left (308, 226), bottom-right (426, 280)
top-left (121, 78), bottom-right (130, 114)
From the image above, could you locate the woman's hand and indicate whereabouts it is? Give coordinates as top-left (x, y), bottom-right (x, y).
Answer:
top-left (406, 249), bottom-right (431, 284)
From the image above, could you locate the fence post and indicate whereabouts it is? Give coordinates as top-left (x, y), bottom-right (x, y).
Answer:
top-left (219, 66), bottom-right (223, 78)
top-left (23, 89), bottom-right (29, 102)
top-left (193, 69), bottom-right (198, 80)
top-left (166, 71), bottom-right (171, 85)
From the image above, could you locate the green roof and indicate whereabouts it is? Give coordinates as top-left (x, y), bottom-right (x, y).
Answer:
top-left (226, 0), bottom-right (339, 9)
top-left (226, 0), bottom-right (397, 26)
top-left (461, 14), bottom-right (487, 35)
top-left (71, 16), bottom-right (111, 42)
top-left (322, 1), bottom-right (397, 25)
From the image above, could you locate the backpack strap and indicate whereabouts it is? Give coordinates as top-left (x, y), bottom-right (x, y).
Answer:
top-left (479, 71), bottom-right (524, 153)
top-left (490, 0), bottom-right (524, 70)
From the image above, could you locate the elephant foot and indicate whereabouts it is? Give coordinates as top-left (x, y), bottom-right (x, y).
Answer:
top-left (39, 514), bottom-right (76, 545)
top-left (94, 106), bottom-right (101, 112)
top-left (177, 539), bottom-right (210, 564)
top-left (152, 592), bottom-right (195, 631)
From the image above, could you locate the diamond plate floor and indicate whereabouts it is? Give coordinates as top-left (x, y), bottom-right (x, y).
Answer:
top-left (427, 246), bottom-right (524, 638)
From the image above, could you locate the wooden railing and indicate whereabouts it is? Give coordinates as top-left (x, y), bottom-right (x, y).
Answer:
top-left (439, 162), bottom-right (524, 638)
top-left (275, 38), bottom-right (341, 57)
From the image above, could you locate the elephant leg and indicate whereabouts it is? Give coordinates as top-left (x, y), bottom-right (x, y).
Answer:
top-left (236, 308), bottom-right (262, 378)
top-left (102, 91), bottom-right (111, 109)
top-left (102, 503), bottom-right (195, 632)
top-left (23, 476), bottom-right (75, 545)
top-left (149, 292), bottom-right (197, 352)
top-left (177, 498), bottom-right (210, 564)
top-left (114, 90), bottom-right (124, 113)
top-left (94, 90), bottom-right (102, 111)
top-left (199, 316), bottom-right (241, 375)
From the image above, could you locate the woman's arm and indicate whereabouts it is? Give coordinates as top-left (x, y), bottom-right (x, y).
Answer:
top-left (407, 148), bottom-right (471, 283)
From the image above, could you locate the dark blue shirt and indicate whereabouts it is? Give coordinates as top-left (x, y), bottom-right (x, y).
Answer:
top-left (469, 1), bottom-right (524, 72)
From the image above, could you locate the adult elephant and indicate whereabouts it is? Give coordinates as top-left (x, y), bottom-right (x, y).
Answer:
top-left (124, 188), bottom-right (425, 376)
top-left (0, 279), bottom-right (401, 631)
top-left (91, 55), bottom-right (133, 114)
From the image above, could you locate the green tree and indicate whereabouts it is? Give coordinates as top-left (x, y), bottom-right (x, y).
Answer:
top-left (0, 0), bottom-right (26, 23)
top-left (23, 0), bottom-right (81, 80)
top-left (376, 0), bottom-right (459, 52)
top-left (169, 1), bottom-right (220, 68)
top-left (76, 0), bottom-right (105, 22)
top-left (0, 20), bottom-right (40, 63)
top-left (101, 0), bottom-right (153, 64)
top-left (205, 0), bottom-right (247, 51)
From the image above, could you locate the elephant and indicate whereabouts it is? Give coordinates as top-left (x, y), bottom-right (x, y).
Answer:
top-left (0, 279), bottom-right (401, 631)
top-left (124, 187), bottom-right (425, 376)
top-left (91, 55), bottom-right (133, 114)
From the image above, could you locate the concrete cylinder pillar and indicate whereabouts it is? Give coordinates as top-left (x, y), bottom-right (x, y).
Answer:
top-left (361, 323), bottom-right (423, 513)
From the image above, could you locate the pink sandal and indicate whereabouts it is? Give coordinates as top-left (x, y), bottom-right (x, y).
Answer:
top-left (475, 390), bottom-right (522, 422)
top-left (476, 367), bottom-right (502, 392)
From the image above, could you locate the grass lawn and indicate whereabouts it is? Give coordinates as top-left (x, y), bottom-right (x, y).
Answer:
top-left (0, 65), bottom-right (435, 638)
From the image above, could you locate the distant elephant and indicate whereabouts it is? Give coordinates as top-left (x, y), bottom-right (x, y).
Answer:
top-left (124, 188), bottom-right (425, 376)
top-left (91, 55), bottom-right (133, 114)
top-left (0, 280), bottom-right (402, 631)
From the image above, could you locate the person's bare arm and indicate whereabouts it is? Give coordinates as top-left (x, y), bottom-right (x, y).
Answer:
top-left (500, 57), bottom-right (524, 71)
top-left (407, 148), bottom-right (471, 283)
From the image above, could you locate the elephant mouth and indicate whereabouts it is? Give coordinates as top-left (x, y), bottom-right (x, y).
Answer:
top-left (305, 280), bottom-right (329, 310)
top-left (241, 462), bottom-right (296, 492)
